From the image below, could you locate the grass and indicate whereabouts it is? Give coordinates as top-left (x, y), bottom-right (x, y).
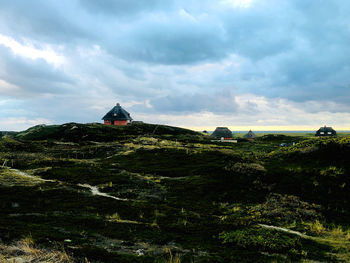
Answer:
top-left (0, 168), bottom-right (45, 187)
top-left (0, 236), bottom-right (74, 263)
top-left (1, 123), bottom-right (350, 262)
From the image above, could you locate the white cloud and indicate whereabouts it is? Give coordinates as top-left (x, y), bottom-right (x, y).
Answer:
top-left (133, 94), bottom-right (350, 131)
top-left (178, 9), bottom-right (197, 23)
top-left (0, 79), bottom-right (21, 95)
top-left (0, 34), bottom-right (65, 67)
top-left (0, 117), bottom-right (52, 131)
top-left (221, 0), bottom-right (254, 9)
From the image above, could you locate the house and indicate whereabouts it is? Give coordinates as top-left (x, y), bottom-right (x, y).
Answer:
top-left (102, 103), bottom-right (132, 126)
top-left (211, 127), bottom-right (233, 140)
top-left (244, 130), bottom-right (256, 141)
top-left (315, 125), bottom-right (336, 136)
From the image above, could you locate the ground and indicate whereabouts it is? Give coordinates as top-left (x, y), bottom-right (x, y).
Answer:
top-left (0, 123), bottom-right (349, 262)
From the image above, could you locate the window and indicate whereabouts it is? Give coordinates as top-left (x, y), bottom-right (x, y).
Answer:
top-left (328, 132), bottom-right (332, 134)
top-left (320, 132), bottom-right (324, 134)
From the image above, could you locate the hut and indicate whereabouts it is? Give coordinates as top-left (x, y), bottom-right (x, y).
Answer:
top-left (102, 103), bottom-right (132, 126)
top-left (315, 125), bottom-right (336, 136)
top-left (211, 127), bottom-right (233, 140)
top-left (244, 130), bottom-right (256, 141)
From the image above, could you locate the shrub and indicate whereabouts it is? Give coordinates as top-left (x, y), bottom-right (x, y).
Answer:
top-left (224, 162), bottom-right (266, 175)
top-left (257, 193), bottom-right (322, 223)
top-left (220, 205), bottom-right (262, 227)
top-left (309, 220), bottom-right (325, 236)
top-left (219, 227), bottom-right (301, 252)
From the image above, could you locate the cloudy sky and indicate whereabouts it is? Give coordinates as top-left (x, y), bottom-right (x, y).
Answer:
top-left (0, 0), bottom-right (349, 131)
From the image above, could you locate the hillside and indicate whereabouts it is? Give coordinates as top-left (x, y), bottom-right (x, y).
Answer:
top-left (0, 124), bottom-right (349, 262)
top-left (14, 123), bottom-right (201, 142)
top-left (0, 131), bottom-right (17, 139)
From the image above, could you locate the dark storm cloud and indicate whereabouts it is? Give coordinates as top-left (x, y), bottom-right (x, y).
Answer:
top-left (113, 21), bottom-right (228, 65)
top-left (0, 46), bottom-right (72, 96)
top-left (149, 91), bottom-right (239, 113)
top-left (0, 0), bottom-right (95, 43)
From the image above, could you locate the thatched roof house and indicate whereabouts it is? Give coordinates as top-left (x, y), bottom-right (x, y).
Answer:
top-left (211, 127), bottom-right (233, 139)
top-left (315, 126), bottom-right (336, 136)
top-left (244, 130), bottom-right (256, 140)
top-left (102, 103), bottom-right (132, 126)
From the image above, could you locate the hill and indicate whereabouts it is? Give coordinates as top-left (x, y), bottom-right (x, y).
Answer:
top-left (0, 131), bottom-right (17, 139)
top-left (14, 122), bottom-right (201, 142)
top-left (0, 128), bottom-right (349, 262)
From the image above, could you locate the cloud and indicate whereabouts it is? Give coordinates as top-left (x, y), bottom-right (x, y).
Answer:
top-left (149, 91), bottom-right (239, 113)
top-left (0, 45), bottom-right (72, 96)
top-left (0, 117), bottom-right (52, 131)
top-left (0, 0), bottom-right (350, 131)
top-left (79, 0), bottom-right (173, 17)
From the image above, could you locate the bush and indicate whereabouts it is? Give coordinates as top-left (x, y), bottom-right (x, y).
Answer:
top-left (309, 220), bottom-right (326, 236)
top-left (256, 193), bottom-right (322, 223)
top-left (219, 227), bottom-right (301, 252)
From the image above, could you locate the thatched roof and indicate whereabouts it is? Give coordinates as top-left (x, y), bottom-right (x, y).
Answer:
top-left (102, 103), bottom-right (132, 121)
top-left (244, 130), bottom-right (256, 139)
top-left (211, 127), bottom-right (232, 138)
top-left (315, 126), bottom-right (336, 136)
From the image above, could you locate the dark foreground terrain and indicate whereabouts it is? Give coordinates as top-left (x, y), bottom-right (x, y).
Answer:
top-left (0, 123), bottom-right (349, 262)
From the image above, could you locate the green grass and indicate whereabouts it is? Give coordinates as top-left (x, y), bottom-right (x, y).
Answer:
top-left (0, 124), bottom-right (349, 262)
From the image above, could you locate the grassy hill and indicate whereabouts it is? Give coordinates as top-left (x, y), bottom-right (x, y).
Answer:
top-left (0, 131), bottom-right (17, 139)
top-left (0, 124), bottom-right (349, 262)
top-left (14, 122), bottom-right (201, 142)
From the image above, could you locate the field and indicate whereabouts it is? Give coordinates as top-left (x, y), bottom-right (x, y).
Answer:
top-left (0, 123), bottom-right (350, 262)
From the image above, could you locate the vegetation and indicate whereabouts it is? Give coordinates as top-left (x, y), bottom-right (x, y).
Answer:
top-left (0, 236), bottom-right (74, 263)
top-left (0, 122), bottom-right (349, 262)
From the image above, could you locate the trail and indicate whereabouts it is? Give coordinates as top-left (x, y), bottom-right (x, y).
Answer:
top-left (9, 169), bottom-right (55, 183)
top-left (78, 183), bottom-right (128, 201)
top-left (258, 224), bottom-right (308, 238)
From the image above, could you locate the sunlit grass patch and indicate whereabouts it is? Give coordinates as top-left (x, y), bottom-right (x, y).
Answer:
top-left (0, 236), bottom-right (73, 263)
top-left (0, 168), bottom-right (45, 187)
top-left (308, 220), bottom-right (326, 236)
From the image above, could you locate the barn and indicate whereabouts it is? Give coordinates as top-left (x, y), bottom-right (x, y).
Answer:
top-left (315, 126), bottom-right (336, 136)
top-left (211, 127), bottom-right (233, 140)
top-left (102, 103), bottom-right (132, 126)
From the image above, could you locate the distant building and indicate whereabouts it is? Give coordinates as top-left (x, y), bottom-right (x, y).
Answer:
top-left (211, 127), bottom-right (233, 140)
top-left (244, 130), bottom-right (256, 141)
top-left (315, 125), bottom-right (336, 136)
top-left (102, 103), bottom-right (132, 126)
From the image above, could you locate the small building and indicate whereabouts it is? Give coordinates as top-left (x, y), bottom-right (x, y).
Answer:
top-left (102, 103), bottom-right (132, 126)
top-left (244, 130), bottom-right (256, 141)
top-left (211, 127), bottom-right (233, 140)
top-left (315, 125), bottom-right (336, 136)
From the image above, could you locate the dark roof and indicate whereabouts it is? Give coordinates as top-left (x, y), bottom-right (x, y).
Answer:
top-left (102, 103), bottom-right (132, 121)
top-left (315, 126), bottom-right (336, 136)
top-left (317, 126), bottom-right (335, 132)
top-left (244, 130), bottom-right (256, 139)
top-left (211, 127), bottom-right (232, 138)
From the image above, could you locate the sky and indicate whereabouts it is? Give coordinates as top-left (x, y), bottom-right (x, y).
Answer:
top-left (0, 0), bottom-right (350, 131)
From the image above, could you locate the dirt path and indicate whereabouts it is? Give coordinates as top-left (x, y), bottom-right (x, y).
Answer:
top-left (9, 169), bottom-right (56, 182)
top-left (77, 183), bottom-right (128, 201)
top-left (258, 224), bottom-right (308, 238)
